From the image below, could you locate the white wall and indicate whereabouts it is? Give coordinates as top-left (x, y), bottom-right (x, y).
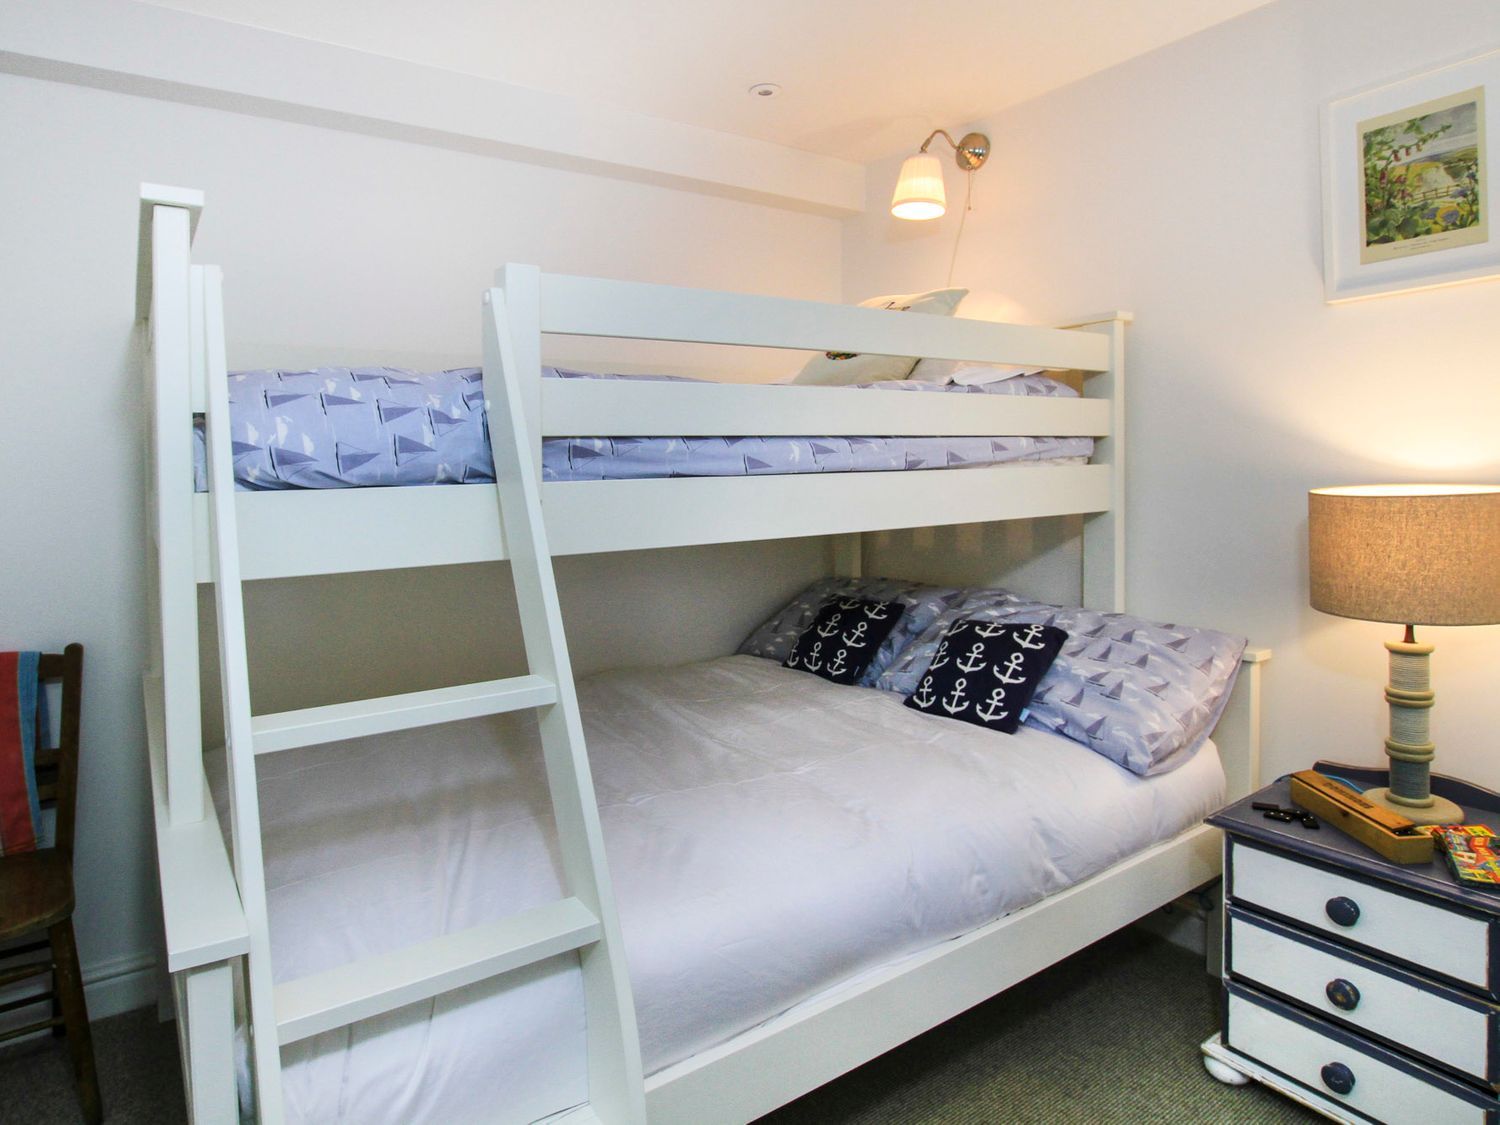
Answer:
top-left (2, 0), bottom-right (865, 215)
top-left (845, 0), bottom-right (1500, 791)
top-left (0, 70), bottom-right (839, 1017)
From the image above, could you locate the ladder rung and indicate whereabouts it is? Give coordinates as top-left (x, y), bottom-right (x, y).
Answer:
top-left (275, 897), bottom-right (600, 1045)
top-left (252, 674), bottom-right (557, 754)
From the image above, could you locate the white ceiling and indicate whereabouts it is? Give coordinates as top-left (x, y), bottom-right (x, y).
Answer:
top-left (143, 0), bottom-right (1271, 162)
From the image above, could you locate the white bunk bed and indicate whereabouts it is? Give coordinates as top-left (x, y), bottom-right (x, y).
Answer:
top-left (138, 184), bottom-right (1269, 1124)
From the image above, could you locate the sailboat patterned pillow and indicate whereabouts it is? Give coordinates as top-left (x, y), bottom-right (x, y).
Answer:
top-left (783, 598), bottom-right (905, 686)
top-left (903, 620), bottom-right (1066, 733)
top-left (878, 589), bottom-right (1248, 776)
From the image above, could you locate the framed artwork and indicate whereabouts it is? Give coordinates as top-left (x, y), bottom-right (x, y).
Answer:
top-left (1323, 47), bottom-right (1500, 302)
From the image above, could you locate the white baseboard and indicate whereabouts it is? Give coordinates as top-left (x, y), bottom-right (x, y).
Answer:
top-left (0, 949), bottom-right (157, 1040)
top-left (81, 950), bottom-right (159, 1019)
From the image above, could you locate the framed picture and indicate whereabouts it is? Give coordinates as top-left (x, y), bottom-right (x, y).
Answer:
top-left (1323, 46), bottom-right (1500, 302)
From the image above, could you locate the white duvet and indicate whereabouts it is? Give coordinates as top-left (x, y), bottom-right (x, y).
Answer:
top-left (209, 655), bottom-right (1224, 1123)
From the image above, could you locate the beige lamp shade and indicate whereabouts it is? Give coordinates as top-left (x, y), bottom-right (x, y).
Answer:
top-left (1308, 484), bottom-right (1500, 626)
top-left (891, 152), bottom-right (946, 220)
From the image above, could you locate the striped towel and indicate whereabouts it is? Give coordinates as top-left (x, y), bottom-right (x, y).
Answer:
top-left (0, 651), bottom-right (42, 856)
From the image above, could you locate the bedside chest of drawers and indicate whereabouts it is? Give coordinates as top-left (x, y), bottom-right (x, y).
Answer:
top-left (1201, 763), bottom-right (1500, 1124)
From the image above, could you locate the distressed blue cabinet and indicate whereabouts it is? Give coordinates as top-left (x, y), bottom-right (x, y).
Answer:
top-left (1201, 764), bottom-right (1500, 1124)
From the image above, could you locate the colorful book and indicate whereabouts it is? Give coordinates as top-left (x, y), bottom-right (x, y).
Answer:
top-left (0, 651), bottom-right (42, 856)
top-left (1422, 825), bottom-right (1500, 890)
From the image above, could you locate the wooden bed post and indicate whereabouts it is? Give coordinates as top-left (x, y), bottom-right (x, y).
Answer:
top-left (172, 962), bottom-right (238, 1123)
top-left (497, 264), bottom-right (544, 480)
top-left (141, 185), bottom-right (249, 1125)
top-left (139, 185), bottom-right (207, 827)
top-left (831, 533), bottom-right (862, 577)
top-left (1060, 311), bottom-right (1131, 614)
top-left (1216, 648), bottom-right (1269, 803)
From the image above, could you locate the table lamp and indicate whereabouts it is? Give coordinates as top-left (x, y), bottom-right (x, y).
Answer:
top-left (1308, 484), bottom-right (1500, 825)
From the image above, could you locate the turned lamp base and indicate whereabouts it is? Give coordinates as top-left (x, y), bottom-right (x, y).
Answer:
top-left (1374, 629), bottom-right (1465, 826)
top-left (1360, 785), bottom-right (1464, 826)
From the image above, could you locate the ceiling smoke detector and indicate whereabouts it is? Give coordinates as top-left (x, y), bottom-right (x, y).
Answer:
top-left (748, 83), bottom-right (781, 99)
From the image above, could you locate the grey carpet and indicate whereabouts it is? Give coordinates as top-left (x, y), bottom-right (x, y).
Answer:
top-left (756, 927), bottom-right (1320, 1124)
top-left (0, 1002), bottom-right (186, 1125)
top-left (0, 929), bottom-right (1318, 1123)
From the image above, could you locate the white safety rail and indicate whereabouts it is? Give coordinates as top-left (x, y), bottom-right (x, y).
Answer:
top-left (138, 184), bottom-right (1258, 1125)
top-left (182, 264), bottom-right (1125, 595)
top-left (192, 466), bottom-right (1115, 582)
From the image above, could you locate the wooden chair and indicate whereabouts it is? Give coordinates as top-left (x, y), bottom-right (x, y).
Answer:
top-left (0, 644), bottom-right (101, 1123)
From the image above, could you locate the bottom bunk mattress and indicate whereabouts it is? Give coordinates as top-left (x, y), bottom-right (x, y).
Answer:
top-left (208, 655), bottom-right (1225, 1123)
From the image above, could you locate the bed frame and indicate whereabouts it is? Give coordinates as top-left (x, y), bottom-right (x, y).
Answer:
top-left (137, 184), bottom-right (1269, 1124)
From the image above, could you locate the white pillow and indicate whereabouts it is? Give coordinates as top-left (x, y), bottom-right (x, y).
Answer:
top-left (904, 356), bottom-right (958, 384)
top-left (792, 288), bottom-right (967, 386)
top-left (908, 358), bottom-right (1044, 385)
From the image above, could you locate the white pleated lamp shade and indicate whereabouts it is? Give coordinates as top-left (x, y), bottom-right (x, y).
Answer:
top-left (890, 152), bottom-right (946, 220)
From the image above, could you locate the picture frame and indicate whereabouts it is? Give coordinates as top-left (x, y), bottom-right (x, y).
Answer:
top-left (1322, 46), bottom-right (1500, 303)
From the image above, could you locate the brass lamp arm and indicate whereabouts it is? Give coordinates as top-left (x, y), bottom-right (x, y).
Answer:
top-left (919, 129), bottom-right (990, 172)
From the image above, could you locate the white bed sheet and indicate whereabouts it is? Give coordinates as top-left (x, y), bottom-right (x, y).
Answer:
top-left (209, 655), bottom-right (1224, 1123)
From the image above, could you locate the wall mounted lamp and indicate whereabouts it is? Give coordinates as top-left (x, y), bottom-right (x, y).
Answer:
top-left (890, 129), bottom-right (991, 221)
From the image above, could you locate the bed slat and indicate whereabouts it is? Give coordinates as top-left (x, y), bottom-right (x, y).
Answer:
top-left (540, 379), bottom-right (1111, 438)
top-left (274, 897), bottom-right (601, 1045)
top-left (194, 464), bottom-right (1113, 582)
top-left (250, 674), bottom-right (557, 755)
top-left (537, 274), bottom-right (1111, 371)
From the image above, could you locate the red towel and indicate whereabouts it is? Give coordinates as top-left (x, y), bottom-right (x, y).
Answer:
top-left (0, 651), bottom-right (41, 855)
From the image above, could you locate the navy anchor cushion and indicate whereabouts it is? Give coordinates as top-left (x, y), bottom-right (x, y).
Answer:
top-left (903, 619), bottom-right (1066, 734)
top-left (783, 598), bottom-right (905, 686)
top-left (739, 576), bottom-right (964, 688)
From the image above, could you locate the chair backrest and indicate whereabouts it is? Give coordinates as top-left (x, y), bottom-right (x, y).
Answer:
top-left (33, 644), bottom-right (83, 860)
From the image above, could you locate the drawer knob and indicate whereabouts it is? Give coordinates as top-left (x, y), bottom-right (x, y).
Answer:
top-left (1325, 978), bottom-right (1361, 1011)
top-left (1325, 896), bottom-right (1361, 927)
top-left (1321, 1061), bottom-right (1356, 1096)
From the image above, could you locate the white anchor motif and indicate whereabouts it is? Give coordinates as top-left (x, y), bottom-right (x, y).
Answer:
top-left (841, 621), bottom-right (870, 648)
top-left (942, 677), bottom-right (970, 714)
top-left (976, 687), bottom-right (1009, 723)
top-left (863, 602), bottom-right (890, 620)
top-left (804, 642), bottom-right (824, 671)
top-left (1015, 624), bottom-right (1048, 651)
top-left (928, 640), bottom-right (952, 671)
top-left (836, 597), bottom-right (863, 610)
top-left (828, 648), bottom-right (849, 676)
top-left (912, 675), bottom-right (937, 708)
top-left (785, 650), bottom-right (800, 668)
top-left (972, 621), bottom-right (1008, 638)
top-left (816, 613), bottom-right (844, 639)
top-left (956, 643), bottom-right (988, 673)
top-left (994, 652), bottom-right (1028, 684)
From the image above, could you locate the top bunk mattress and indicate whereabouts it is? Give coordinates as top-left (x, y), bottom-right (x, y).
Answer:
top-left (209, 654), bottom-right (1223, 1123)
top-left (191, 367), bottom-right (1094, 491)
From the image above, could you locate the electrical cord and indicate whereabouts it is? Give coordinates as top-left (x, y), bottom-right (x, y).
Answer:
top-left (946, 171), bottom-right (975, 288)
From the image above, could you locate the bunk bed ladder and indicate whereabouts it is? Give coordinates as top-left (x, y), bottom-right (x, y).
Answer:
top-left (198, 265), bottom-right (285, 1123)
top-left (482, 285), bottom-right (646, 1123)
top-left (198, 267), bottom-right (644, 1123)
